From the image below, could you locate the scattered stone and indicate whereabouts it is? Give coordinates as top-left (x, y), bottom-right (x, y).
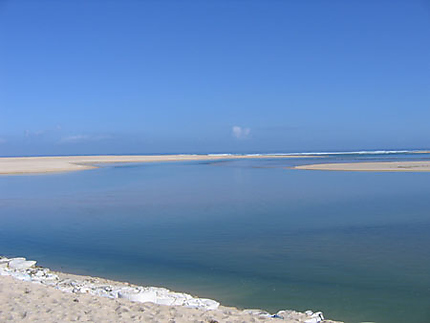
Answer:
top-left (8, 258), bottom-right (37, 270)
top-left (242, 309), bottom-right (271, 317)
top-left (0, 254), bottom-right (333, 322)
top-left (119, 288), bottom-right (157, 303)
top-left (304, 311), bottom-right (324, 323)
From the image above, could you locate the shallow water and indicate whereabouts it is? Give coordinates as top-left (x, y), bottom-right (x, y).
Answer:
top-left (1, 153), bottom-right (430, 323)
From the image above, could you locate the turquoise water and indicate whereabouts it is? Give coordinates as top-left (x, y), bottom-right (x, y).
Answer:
top-left (1, 153), bottom-right (430, 323)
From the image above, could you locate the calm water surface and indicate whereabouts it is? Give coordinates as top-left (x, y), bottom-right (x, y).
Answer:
top-left (1, 154), bottom-right (430, 323)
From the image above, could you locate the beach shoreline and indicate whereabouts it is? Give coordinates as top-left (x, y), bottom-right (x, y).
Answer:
top-left (0, 154), bottom-right (311, 175)
top-left (293, 161), bottom-right (430, 172)
top-left (0, 256), bottom-right (339, 323)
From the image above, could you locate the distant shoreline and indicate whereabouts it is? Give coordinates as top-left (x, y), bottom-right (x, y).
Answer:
top-left (294, 161), bottom-right (430, 172)
top-left (0, 154), bottom-right (309, 175)
top-left (2, 153), bottom-right (430, 175)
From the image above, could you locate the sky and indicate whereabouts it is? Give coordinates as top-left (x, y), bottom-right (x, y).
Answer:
top-left (1, 0), bottom-right (429, 156)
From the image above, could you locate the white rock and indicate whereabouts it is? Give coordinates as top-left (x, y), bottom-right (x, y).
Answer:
top-left (184, 297), bottom-right (205, 309)
top-left (9, 257), bottom-right (26, 262)
top-left (242, 309), bottom-right (271, 317)
top-left (79, 286), bottom-right (92, 294)
top-left (11, 271), bottom-right (32, 282)
top-left (198, 298), bottom-right (220, 310)
top-left (118, 289), bottom-right (157, 303)
top-left (156, 296), bottom-right (178, 306)
top-left (166, 292), bottom-right (191, 301)
top-left (305, 311), bottom-right (324, 323)
top-left (313, 311), bottom-right (324, 320)
top-left (8, 258), bottom-right (37, 270)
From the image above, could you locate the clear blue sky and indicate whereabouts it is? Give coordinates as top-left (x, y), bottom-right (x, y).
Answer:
top-left (1, 1), bottom-right (429, 156)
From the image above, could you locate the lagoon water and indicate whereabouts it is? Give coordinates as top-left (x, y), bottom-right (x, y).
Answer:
top-left (1, 153), bottom-right (430, 323)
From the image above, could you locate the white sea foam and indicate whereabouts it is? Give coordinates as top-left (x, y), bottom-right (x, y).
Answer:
top-left (275, 150), bottom-right (414, 156)
top-left (204, 150), bottom-right (421, 157)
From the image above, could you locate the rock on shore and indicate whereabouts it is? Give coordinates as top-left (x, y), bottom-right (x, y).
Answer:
top-left (0, 256), bottom-right (342, 323)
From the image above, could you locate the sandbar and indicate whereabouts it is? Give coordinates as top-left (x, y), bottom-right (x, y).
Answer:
top-left (294, 161), bottom-right (430, 172)
top-left (0, 154), bottom-right (309, 175)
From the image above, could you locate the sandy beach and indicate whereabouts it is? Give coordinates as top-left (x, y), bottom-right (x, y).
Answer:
top-left (294, 161), bottom-right (430, 172)
top-left (0, 154), bottom-right (307, 175)
top-left (0, 256), bottom-right (340, 323)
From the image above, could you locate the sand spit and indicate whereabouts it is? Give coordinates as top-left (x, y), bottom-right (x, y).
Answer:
top-left (0, 256), bottom-right (341, 323)
top-left (0, 154), bottom-right (309, 175)
top-left (294, 161), bottom-right (430, 172)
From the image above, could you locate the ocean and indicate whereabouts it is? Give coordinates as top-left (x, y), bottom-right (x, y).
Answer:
top-left (1, 151), bottom-right (430, 323)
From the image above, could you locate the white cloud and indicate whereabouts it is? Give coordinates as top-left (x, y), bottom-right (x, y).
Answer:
top-left (232, 126), bottom-right (251, 139)
top-left (60, 134), bottom-right (112, 143)
top-left (60, 135), bottom-right (90, 143)
top-left (25, 130), bottom-right (46, 137)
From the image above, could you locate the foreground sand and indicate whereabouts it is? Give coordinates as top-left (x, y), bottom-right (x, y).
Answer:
top-left (0, 154), bottom-right (306, 175)
top-left (1, 275), bottom-right (272, 323)
top-left (0, 276), bottom-right (340, 323)
top-left (1, 275), bottom-right (268, 322)
top-left (294, 161), bottom-right (430, 172)
top-left (0, 257), bottom-right (341, 323)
